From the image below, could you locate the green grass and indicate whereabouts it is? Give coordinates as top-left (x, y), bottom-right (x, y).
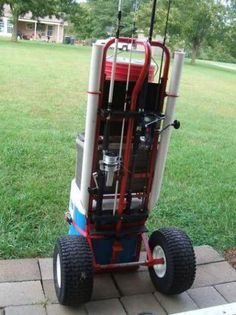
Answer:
top-left (0, 39), bottom-right (235, 258)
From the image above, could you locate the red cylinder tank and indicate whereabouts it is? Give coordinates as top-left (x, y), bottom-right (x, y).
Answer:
top-left (105, 57), bottom-right (155, 82)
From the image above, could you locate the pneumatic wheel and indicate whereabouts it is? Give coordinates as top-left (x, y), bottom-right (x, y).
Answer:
top-left (53, 235), bottom-right (93, 306)
top-left (148, 228), bottom-right (196, 295)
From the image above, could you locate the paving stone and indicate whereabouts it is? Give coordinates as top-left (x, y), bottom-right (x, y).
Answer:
top-left (0, 281), bottom-right (45, 307)
top-left (138, 251), bottom-right (148, 271)
top-left (5, 305), bottom-right (46, 315)
top-left (194, 246), bottom-right (224, 265)
top-left (113, 271), bottom-right (155, 296)
top-left (43, 275), bottom-right (120, 303)
top-left (139, 246), bottom-right (224, 271)
top-left (85, 299), bottom-right (126, 315)
top-left (136, 246), bottom-right (224, 272)
top-left (188, 286), bottom-right (227, 308)
top-left (39, 258), bottom-right (53, 280)
top-left (0, 259), bottom-right (41, 282)
top-left (154, 292), bottom-right (198, 314)
top-left (42, 280), bottom-right (58, 304)
top-left (46, 304), bottom-right (87, 315)
top-left (92, 274), bottom-right (120, 300)
top-left (193, 262), bottom-right (236, 288)
top-left (215, 282), bottom-right (236, 303)
top-left (171, 303), bottom-right (236, 315)
top-left (121, 293), bottom-right (167, 315)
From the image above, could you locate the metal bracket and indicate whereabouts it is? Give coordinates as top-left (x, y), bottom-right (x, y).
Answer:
top-left (64, 212), bottom-right (72, 225)
top-left (144, 115), bottom-right (165, 128)
top-left (92, 172), bottom-right (99, 189)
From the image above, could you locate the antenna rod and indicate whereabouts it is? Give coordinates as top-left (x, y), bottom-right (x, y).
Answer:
top-left (149, 0), bottom-right (158, 42)
top-left (158, 0), bottom-right (172, 84)
top-left (108, 0), bottom-right (122, 106)
top-left (96, 0), bottom-right (123, 215)
top-left (103, 0), bottom-right (123, 152)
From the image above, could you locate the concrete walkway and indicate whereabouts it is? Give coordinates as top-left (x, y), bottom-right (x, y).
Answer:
top-left (0, 246), bottom-right (236, 315)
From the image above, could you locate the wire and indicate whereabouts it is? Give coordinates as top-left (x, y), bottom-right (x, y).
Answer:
top-left (151, 56), bottom-right (159, 77)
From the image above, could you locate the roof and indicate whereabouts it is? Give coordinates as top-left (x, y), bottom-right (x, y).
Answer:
top-left (3, 4), bottom-right (65, 25)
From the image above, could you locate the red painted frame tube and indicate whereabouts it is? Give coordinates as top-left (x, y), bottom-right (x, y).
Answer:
top-left (115, 40), bottom-right (152, 229)
top-left (94, 258), bottom-right (164, 271)
top-left (71, 220), bottom-right (87, 238)
top-left (86, 38), bottom-right (171, 269)
top-left (93, 233), bottom-right (164, 272)
top-left (88, 37), bottom-right (152, 219)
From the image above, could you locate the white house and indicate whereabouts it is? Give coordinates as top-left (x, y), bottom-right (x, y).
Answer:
top-left (0, 5), bottom-right (67, 43)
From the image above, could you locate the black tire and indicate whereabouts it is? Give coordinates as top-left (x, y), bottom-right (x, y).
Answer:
top-left (148, 228), bottom-right (196, 295)
top-left (53, 235), bottom-right (93, 306)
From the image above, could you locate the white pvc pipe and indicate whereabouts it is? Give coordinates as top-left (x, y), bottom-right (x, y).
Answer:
top-left (148, 51), bottom-right (185, 210)
top-left (80, 44), bottom-right (104, 212)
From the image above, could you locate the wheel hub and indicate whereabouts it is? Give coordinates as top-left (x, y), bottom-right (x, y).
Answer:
top-left (56, 254), bottom-right (62, 288)
top-left (153, 245), bottom-right (167, 278)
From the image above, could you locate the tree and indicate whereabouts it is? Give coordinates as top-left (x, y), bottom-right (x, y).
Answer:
top-left (68, 3), bottom-right (93, 39)
top-left (137, 0), bottom-right (226, 64)
top-left (224, 0), bottom-right (236, 60)
top-left (175, 0), bottom-right (226, 64)
top-left (137, 0), bottom-right (171, 38)
top-left (87, 0), bottom-right (148, 38)
top-left (0, 0), bottom-right (75, 42)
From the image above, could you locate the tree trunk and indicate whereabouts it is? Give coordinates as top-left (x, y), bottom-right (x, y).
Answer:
top-left (11, 14), bottom-right (18, 42)
top-left (191, 44), bottom-right (199, 65)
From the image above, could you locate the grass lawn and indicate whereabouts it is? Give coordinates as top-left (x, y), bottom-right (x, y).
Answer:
top-left (0, 39), bottom-right (235, 258)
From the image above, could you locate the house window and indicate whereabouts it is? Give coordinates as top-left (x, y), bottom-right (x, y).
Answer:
top-left (7, 20), bottom-right (13, 33)
top-left (26, 23), bottom-right (34, 31)
top-left (37, 23), bottom-right (46, 32)
top-left (0, 18), bottom-right (4, 33)
top-left (47, 25), bottom-right (54, 37)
